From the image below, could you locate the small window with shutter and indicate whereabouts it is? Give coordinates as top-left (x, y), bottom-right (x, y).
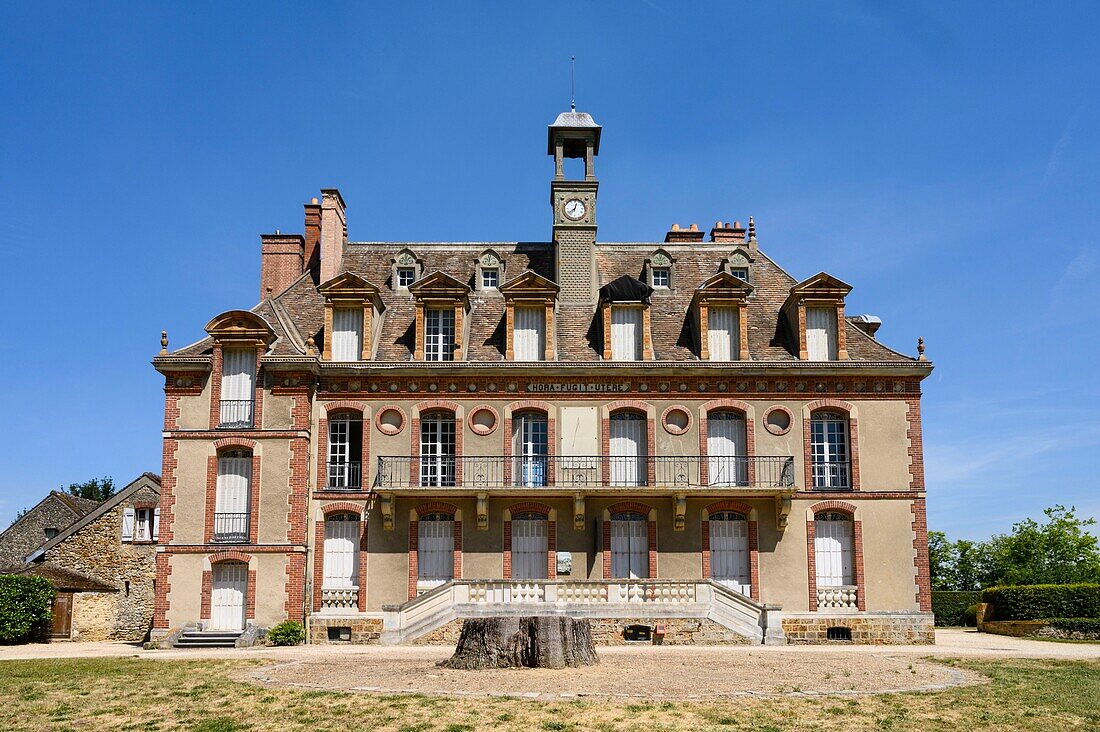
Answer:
top-left (121, 507), bottom-right (135, 542)
top-left (707, 307), bottom-right (739, 361)
top-left (610, 307), bottom-right (643, 361)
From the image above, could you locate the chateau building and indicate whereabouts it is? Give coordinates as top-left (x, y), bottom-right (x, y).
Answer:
top-left (152, 109), bottom-right (934, 645)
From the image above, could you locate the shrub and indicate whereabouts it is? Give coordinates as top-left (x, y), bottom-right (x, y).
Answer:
top-left (964, 604), bottom-right (979, 626)
top-left (267, 620), bottom-right (305, 646)
top-left (931, 590), bottom-right (982, 626)
top-left (0, 575), bottom-right (55, 644)
top-left (981, 584), bottom-right (1100, 621)
top-left (1045, 618), bottom-right (1100, 634)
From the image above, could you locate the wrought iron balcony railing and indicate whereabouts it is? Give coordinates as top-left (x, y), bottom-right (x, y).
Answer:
top-left (218, 400), bottom-right (254, 429)
top-left (326, 461), bottom-right (362, 490)
top-left (374, 455), bottom-right (795, 490)
top-left (212, 512), bottom-right (250, 543)
top-left (811, 461), bottom-right (852, 490)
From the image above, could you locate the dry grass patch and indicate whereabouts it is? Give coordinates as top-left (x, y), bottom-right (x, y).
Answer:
top-left (0, 656), bottom-right (1096, 731)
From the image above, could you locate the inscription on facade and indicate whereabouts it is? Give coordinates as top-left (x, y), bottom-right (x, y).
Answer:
top-left (526, 382), bottom-right (630, 393)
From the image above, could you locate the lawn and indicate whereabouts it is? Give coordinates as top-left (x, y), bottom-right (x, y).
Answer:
top-left (0, 656), bottom-right (1097, 732)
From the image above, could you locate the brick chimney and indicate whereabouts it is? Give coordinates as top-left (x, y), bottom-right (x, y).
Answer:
top-left (304, 197), bottom-right (322, 275)
top-left (319, 188), bottom-right (347, 284)
top-left (259, 233), bottom-right (305, 300)
top-left (710, 220), bottom-right (747, 243)
top-left (664, 223), bottom-right (704, 243)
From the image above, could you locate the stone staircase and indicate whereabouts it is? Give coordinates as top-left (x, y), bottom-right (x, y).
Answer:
top-left (173, 630), bottom-right (243, 649)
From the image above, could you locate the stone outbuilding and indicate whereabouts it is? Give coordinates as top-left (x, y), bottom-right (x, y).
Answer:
top-left (0, 491), bottom-right (100, 567)
top-left (24, 473), bottom-right (161, 641)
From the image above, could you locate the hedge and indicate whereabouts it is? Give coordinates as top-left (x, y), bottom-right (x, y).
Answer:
top-left (981, 584), bottom-right (1100, 621)
top-left (931, 590), bottom-right (982, 626)
top-left (0, 575), bottom-right (55, 644)
top-left (1046, 618), bottom-right (1100, 634)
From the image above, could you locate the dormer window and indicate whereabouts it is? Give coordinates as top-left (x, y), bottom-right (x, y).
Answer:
top-left (424, 308), bottom-right (456, 361)
top-left (391, 248), bottom-right (423, 291)
top-left (707, 307), bottom-right (740, 361)
top-left (806, 307), bottom-right (839, 361)
top-left (651, 268), bottom-right (670, 288)
top-left (331, 307), bottom-right (363, 362)
top-left (783, 272), bottom-right (852, 361)
top-left (481, 269), bottom-right (499, 289)
top-left (318, 272), bottom-right (383, 363)
top-left (397, 268), bottom-right (416, 288)
top-left (500, 270), bottom-right (558, 362)
top-left (513, 306), bottom-right (546, 361)
top-left (645, 249), bottom-right (675, 291)
top-left (476, 250), bottom-right (505, 292)
top-left (610, 306), bottom-right (643, 361)
top-left (730, 268), bottom-right (748, 281)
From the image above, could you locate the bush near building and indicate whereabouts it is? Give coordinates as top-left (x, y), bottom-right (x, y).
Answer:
top-left (982, 584), bottom-right (1100, 621)
top-left (268, 621), bottom-right (305, 646)
top-left (0, 575), bottom-right (55, 644)
top-left (931, 590), bottom-right (982, 626)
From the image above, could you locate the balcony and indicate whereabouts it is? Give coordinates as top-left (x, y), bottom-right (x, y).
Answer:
top-left (374, 455), bottom-right (795, 492)
top-left (218, 400), bottom-right (254, 429)
top-left (325, 462), bottom-right (363, 491)
top-left (811, 461), bottom-right (852, 491)
top-left (212, 512), bottom-right (250, 543)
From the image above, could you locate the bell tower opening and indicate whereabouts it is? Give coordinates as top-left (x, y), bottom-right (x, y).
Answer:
top-left (548, 108), bottom-right (601, 305)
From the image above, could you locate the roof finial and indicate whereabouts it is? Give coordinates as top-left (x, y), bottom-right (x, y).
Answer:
top-left (917, 336), bottom-right (926, 361)
top-left (570, 56), bottom-right (576, 112)
top-left (159, 330), bottom-right (168, 355)
top-left (748, 215), bottom-right (756, 240)
top-left (306, 336), bottom-right (318, 356)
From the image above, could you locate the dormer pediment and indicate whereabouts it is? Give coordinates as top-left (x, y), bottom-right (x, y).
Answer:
top-left (692, 271), bottom-right (755, 304)
top-left (318, 271), bottom-right (383, 307)
top-left (408, 271), bottom-right (471, 302)
top-left (787, 272), bottom-right (853, 302)
top-left (724, 246), bottom-right (754, 270)
top-left (499, 270), bottom-right (559, 298)
top-left (204, 310), bottom-right (276, 344)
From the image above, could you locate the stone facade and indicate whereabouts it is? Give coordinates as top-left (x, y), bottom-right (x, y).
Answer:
top-left (307, 616), bottom-right (383, 644)
top-left (589, 617), bottom-right (752, 645)
top-left (781, 613), bottom-right (934, 645)
top-left (0, 492), bottom-right (98, 567)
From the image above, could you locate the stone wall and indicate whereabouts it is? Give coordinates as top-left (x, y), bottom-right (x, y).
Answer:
top-left (781, 612), bottom-right (934, 645)
top-left (43, 489), bottom-right (159, 642)
top-left (410, 616), bottom-right (753, 646)
top-left (0, 494), bottom-right (88, 566)
top-left (71, 591), bottom-right (117, 641)
top-left (307, 616), bottom-right (383, 644)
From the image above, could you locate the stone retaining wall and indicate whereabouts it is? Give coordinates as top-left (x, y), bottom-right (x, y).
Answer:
top-left (409, 616), bottom-right (754, 645)
top-left (782, 613), bottom-right (934, 645)
top-left (307, 616), bottom-right (383, 644)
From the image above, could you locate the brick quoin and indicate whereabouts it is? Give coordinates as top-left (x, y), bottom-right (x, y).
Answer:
top-left (906, 395), bottom-right (932, 612)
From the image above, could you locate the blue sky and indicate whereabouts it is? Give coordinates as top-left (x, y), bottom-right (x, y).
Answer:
top-left (0, 2), bottom-right (1097, 539)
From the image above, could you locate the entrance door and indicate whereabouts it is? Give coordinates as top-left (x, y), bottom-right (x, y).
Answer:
top-left (709, 512), bottom-right (751, 595)
top-left (50, 592), bottom-right (73, 638)
top-left (210, 562), bottom-right (247, 631)
top-left (512, 513), bottom-right (548, 579)
top-left (610, 512), bottom-right (649, 578)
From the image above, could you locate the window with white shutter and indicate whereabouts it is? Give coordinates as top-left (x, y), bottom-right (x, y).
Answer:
top-left (323, 513), bottom-right (360, 588)
top-left (610, 512), bottom-right (649, 579)
top-left (513, 306), bottom-right (545, 361)
top-left (806, 307), bottom-right (838, 361)
top-left (214, 450), bottom-right (252, 542)
top-left (134, 508), bottom-right (153, 542)
top-left (709, 511), bottom-right (751, 595)
top-left (707, 307), bottom-right (739, 361)
top-left (219, 348), bottom-right (256, 427)
top-left (417, 513), bottom-right (455, 591)
top-left (121, 507), bottom-right (135, 542)
top-left (707, 411), bottom-right (748, 486)
top-left (814, 511), bottom-right (854, 586)
top-left (152, 507), bottom-right (160, 542)
top-left (331, 307), bottom-right (363, 362)
top-left (609, 412), bottom-right (647, 486)
top-left (610, 307), bottom-right (643, 361)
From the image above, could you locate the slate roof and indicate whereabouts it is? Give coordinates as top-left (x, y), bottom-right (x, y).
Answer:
top-left (168, 241), bottom-right (919, 366)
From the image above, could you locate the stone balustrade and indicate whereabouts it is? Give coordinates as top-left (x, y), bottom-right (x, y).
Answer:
top-left (816, 585), bottom-right (858, 611)
top-left (321, 586), bottom-right (359, 612)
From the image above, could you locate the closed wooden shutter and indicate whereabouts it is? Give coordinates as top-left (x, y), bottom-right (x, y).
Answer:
top-left (609, 413), bottom-right (646, 486)
top-left (220, 349), bottom-right (255, 400)
top-left (331, 308), bottom-right (363, 362)
top-left (814, 513), bottom-right (854, 586)
top-left (709, 512), bottom-right (750, 595)
top-left (610, 513), bottom-right (648, 579)
top-left (610, 307), bottom-right (642, 361)
top-left (707, 307), bottom-right (739, 361)
top-left (806, 307), bottom-right (838, 360)
top-left (512, 515), bottom-right (548, 580)
top-left (211, 563), bottom-right (247, 631)
top-left (417, 515), bottom-right (455, 588)
top-left (707, 412), bottom-right (748, 486)
top-left (152, 508), bottom-right (160, 541)
top-left (514, 306), bottom-right (545, 361)
top-left (323, 514), bottom-right (360, 588)
top-left (121, 507), bottom-right (135, 542)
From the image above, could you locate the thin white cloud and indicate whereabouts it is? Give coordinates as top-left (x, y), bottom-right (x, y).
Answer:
top-left (1042, 115), bottom-right (1077, 187)
top-left (1050, 246), bottom-right (1097, 315)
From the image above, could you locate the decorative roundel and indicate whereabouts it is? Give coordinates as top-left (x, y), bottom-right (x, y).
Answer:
top-left (763, 405), bottom-right (793, 436)
top-left (468, 406), bottom-right (499, 436)
top-left (376, 407), bottom-right (406, 436)
top-left (662, 406), bottom-right (692, 435)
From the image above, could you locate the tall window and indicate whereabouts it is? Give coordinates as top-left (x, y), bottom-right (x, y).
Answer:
top-left (397, 267), bottom-right (415, 288)
top-left (609, 412), bottom-right (647, 486)
top-left (331, 307), bottom-right (363, 362)
top-left (214, 450), bottom-right (251, 542)
top-left (610, 307), bottom-right (643, 361)
top-left (219, 348), bottom-right (255, 428)
top-left (709, 511), bottom-right (750, 595)
top-left (417, 513), bottom-right (454, 591)
top-left (707, 411), bottom-right (748, 486)
top-left (610, 511), bottom-right (648, 579)
top-left (806, 307), bottom-right (838, 360)
top-left (323, 513), bottom-right (360, 589)
top-left (811, 411), bottom-right (850, 489)
top-left (707, 307), bottom-right (740, 361)
top-left (513, 412), bottom-right (548, 487)
top-left (420, 412), bottom-right (456, 487)
top-left (327, 413), bottom-right (363, 489)
top-left (511, 512), bottom-right (548, 580)
top-left (513, 306), bottom-right (546, 362)
top-left (424, 307), bottom-right (456, 362)
top-left (814, 511), bottom-right (854, 587)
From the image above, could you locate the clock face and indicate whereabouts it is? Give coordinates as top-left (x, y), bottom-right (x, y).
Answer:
top-left (563, 198), bottom-right (587, 221)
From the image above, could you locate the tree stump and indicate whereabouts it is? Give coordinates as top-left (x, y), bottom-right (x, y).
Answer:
top-left (439, 616), bottom-right (599, 669)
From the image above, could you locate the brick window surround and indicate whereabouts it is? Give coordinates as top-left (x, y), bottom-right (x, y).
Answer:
top-left (602, 501), bottom-right (658, 579)
top-left (204, 439), bottom-right (261, 545)
top-left (408, 502), bottom-right (462, 600)
top-left (199, 550), bottom-right (256, 623)
top-left (696, 399), bottom-right (756, 486)
top-left (318, 272), bottom-right (381, 362)
top-left (316, 401), bottom-right (370, 492)
top-left (805, 500), bottom-right (865, 612)
top-left (803, 399), bottom-right (861, 491)
top-left (503, 502), bottom-right (557, 580)
top-left (207, 343), bottom-right (265, 430)
top-left (600, 401), bottom-right (657, 487)
top-left (312, 503), bottom-right (368, 613)
top-left (701, 499), bottom-right (760, 601)
top-left (410, 400), bottom-right (464, 486)
top-left (502, 400), bottom-right (557, 486)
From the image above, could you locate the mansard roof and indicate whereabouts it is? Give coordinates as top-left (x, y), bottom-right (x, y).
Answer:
top-left (164, 240), bottom-right (923, 366)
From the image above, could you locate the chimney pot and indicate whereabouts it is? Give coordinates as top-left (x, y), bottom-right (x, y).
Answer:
top-left (311, 197), bottom-right (318, 204)
top-left (671, 223), bottom-right (680, 231)
top-left (689, 223), bottom-right (699, 232)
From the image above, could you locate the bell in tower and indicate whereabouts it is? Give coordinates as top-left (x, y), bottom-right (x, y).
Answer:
top-left (548, 107), bottom-right (601, 305)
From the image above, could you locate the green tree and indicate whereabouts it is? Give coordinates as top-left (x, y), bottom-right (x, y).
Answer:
top-left (928, 530), bottom-right (953, 590)
top-left (63, 476), bottom-right (115, 502)
top-left (985, 505), bottom-right (1100, 586)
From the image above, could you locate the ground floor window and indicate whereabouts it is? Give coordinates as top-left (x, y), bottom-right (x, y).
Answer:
top-left (709, 511), bottom-right (750, 595)
top-left (814, 512), bottom-right (854, 586)
top-left (511, 512), bottom-right (548, 580)
top-left (323, 513), bottom-right (360, 588)
top-left (417, 513), bottom-right (454, 592)
top-left (610, 512), bottom-right (649, 579)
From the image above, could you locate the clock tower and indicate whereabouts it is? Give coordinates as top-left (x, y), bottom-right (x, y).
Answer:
top-left (548, 108), bottom-right (601, 305)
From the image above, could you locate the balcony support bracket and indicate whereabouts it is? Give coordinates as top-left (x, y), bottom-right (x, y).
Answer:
top-left (380, 493), bottom-right (395, 531)
top-left (477, 492), bottom-right (489, 531)
top-left (775, 493), bottom-right (792, 531)
top-left (673, 493), bottom-right (687, 531)
top-left (573, 494), bottom-right (586, 531)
